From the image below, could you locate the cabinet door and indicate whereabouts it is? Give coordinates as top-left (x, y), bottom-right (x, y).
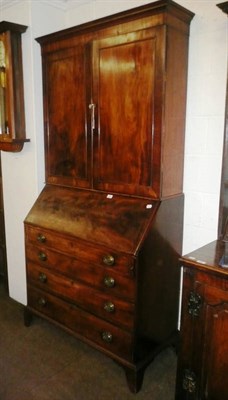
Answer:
top-left (43, 45), bottom-right (92, 188)
top-left (92, 27), bottom-right (164, 198)
top-left (177, 269), bottom-right (228, 400)
top-left (201, 300), bottom-right (228, 399)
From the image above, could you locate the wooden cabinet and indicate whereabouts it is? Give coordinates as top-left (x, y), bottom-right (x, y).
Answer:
top-left (24, 0), bottom-right (194, 393)
top-left (40, 2), bottom-right (193, 199)
top-left (176, 241), bottom-right (228, 399)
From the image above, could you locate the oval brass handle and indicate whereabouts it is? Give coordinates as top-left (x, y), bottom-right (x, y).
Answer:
top-left (101, 331), bottom-right (113, 343)
top-left (102, 254), bottom-right (115, 266)
top-left (104, 301), bottom-right (115, 313)
top-left (38, 252), bottom-right (47, 262)
top-left (39, 272), bottom-right (47, 283)
top-left (104, 276), bottom-right (115, 288)
top-left (37, 234), bottom-right (46, 243)
top-left (38, 297), bottom-right (47, 307)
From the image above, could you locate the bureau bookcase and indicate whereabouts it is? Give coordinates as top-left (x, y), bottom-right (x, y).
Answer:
top-left (24, 0), bottom-right (194, 392)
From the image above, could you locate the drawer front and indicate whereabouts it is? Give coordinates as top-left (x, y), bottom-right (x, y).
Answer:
top-left (26, 245), bottom-right (135, 301)
top-left (27, 263), bottom-right (134, 330)
top-left (25, 224), bottom-right (134, 276)
top-left (27, 285), bottom-right (133, 361)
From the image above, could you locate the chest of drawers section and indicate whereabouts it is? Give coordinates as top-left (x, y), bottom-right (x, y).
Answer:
top-left (24, 224), bottom-right (136, 362)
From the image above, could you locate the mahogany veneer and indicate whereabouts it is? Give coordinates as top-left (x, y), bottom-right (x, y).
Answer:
top-left (24, 0), bottom-right (194, 392)
top-left (176, 241), bottom-right (228, 399)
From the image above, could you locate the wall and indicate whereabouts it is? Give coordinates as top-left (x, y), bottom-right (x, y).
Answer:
top-left (0, 0), bottom-right (66, 303)
top-left (0, 0), bottom-right (227, 304)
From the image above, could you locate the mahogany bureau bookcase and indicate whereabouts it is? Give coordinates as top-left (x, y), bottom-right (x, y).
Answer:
top-left (24, 0), bottom-right (194, 393)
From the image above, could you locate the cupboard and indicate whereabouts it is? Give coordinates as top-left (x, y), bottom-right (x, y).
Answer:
top-left (175, 3), bottom-right (228, 399)
top-left (176, 242), bottom-right (228, 399)
top-left (24, 0), bottom-right (194, 392)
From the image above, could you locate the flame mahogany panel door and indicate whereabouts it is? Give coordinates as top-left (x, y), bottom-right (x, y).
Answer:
top-left (44, 45), bottom-right (92, 188)
top-left (92, 27), bottom-right (164, 198)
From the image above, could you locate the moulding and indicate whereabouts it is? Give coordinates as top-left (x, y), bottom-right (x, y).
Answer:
top-left (217, 1), bottom-right (228, 14)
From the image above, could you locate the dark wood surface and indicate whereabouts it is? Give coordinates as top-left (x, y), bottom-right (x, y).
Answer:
top-left (0, 22), bottom-right (29, 151)
top-left (24, 0), bottom-right (193, 393)
top-left (25, 185), bottom-right (158, 254)
top-left (176, 241), bottom-right (228, 399)
top-left (180, 240), bottom-right (228, 277)
top-left (25, 192), bottom-right (184, 392)
top-left (40, 0), bottom-right (193, 198)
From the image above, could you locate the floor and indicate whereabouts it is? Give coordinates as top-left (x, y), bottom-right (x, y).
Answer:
top-left (0, 281), bottom-right (177, 400)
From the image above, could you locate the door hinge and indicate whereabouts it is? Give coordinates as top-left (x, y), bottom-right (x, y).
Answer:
top-left (183, 369), bottom-right (197, 393)
top-left (188, 291), bottom-right (202, 317)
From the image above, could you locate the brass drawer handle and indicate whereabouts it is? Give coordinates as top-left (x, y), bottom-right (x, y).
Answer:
top-left (101, 331), bottom-right (113, 343)
top-left (104, 301), bottom-right (115, 313)
top-left (37, 234), bottom-right (46, 243)
top-left (103, 254), bottom-right (115, 266)
top-left (39, 272), bottom-right (47, 283)
top-left (38, 252), bottom-right (47, 262)
top-left (38, 297), bottom-right (47, 307)
top-left (104, 276), bottom-right (115, 288)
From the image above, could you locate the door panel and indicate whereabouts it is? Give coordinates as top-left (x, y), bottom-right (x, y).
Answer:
top-left (180, 276), bottom-right (228, 400)
top-left (44, 45), bottom-right (91, 188)
top-left (92, 27), bottom-right (164, 198)
top-left (201, 302), bottom-right (228, 399)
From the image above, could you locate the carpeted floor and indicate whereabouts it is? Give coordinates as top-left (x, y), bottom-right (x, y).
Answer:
top-left (0, 281), bottom-right (177, 400)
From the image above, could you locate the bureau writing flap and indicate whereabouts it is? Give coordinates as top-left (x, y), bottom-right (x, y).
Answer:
top-left (25, 185), bottom-right (159, 254)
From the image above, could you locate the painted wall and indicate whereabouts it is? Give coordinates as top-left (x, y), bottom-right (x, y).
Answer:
top-left (0, 0), bottom-right (227, 304)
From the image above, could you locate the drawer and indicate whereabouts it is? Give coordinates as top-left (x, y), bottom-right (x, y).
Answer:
top-left (27, 264), bottom-right (135, 330)
top-left (25, 224), bottom-right (134, 276)
top-left (26, 245), bottom-right (135, 301)
top-left (27, 285), bottom-right (134, 362)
